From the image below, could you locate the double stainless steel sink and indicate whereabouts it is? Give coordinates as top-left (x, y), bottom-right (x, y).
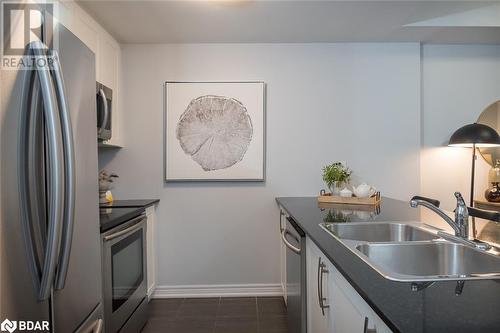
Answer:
top-left (320, 222), bottom-right (500, 282)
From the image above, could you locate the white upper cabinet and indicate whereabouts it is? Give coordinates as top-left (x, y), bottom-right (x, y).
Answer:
top-left (53, 1), bottom-right (124, 147)
top-left (98, 34), bottom-right (117, 89)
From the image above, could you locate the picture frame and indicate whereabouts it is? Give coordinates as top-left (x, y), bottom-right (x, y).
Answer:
top-left (164, 81), bottom-right (266, 182)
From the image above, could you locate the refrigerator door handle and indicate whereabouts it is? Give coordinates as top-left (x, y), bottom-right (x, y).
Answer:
top-left (19, 45), bottom-right (43, 296)
top-left (51, 49), bottom-right (76, 290)
top-left (31, 41), bottom-right (65, 301)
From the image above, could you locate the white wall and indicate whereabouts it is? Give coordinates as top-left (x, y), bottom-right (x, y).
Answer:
top-left (421, 45), bottom-right (500, 210)
top-left (100, 43), bottom-right (421, 290)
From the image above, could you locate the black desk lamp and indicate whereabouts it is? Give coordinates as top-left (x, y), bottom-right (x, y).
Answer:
top-left (448, 123), bottom-right (500, 208)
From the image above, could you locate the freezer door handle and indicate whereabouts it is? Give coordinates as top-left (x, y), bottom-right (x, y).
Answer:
top-left (51, 48), bottom-right (76, 290)
top-left (19, 41), bottom-right (65, 301)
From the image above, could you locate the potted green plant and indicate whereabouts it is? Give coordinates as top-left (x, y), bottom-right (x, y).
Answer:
top-left (322, 162), bottom-right (352, 195)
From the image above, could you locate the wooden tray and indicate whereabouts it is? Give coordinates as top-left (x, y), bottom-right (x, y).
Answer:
top-left (318, 202), bottom-right (381, 213)
top-left (317, 191), bottom-right (381, 206)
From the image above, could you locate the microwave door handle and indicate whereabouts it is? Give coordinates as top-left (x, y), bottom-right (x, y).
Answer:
top-left (50, 49), bottom-right (76, 290)
top-left (31, 42), bottom-right (65, 301)
top-left (98, 89), bottom-right (108, 134)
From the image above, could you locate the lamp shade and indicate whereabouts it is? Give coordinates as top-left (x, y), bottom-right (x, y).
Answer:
top-left (448, 123), bottom-right (500, 148)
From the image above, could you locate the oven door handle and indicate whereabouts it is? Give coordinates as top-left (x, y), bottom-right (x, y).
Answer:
top-left (104, 215), bottom-right (146, 241)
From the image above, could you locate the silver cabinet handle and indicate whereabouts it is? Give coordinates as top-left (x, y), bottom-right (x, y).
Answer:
top-left (27, 41), bottom-right (65, 301)
top-left (104, 215), bottom-right (146, 241)
top-left (281, 229), bottom-right (301, 254)
top-left (51, 49), bottom-right (76, 290)
top-left (98, 88), bottom-right (108, 134)
top-left (317, 257), bottom-right (330, 315)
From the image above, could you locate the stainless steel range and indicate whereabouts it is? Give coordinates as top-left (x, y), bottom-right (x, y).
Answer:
top-left (100, 208), bottom-right (148, 333)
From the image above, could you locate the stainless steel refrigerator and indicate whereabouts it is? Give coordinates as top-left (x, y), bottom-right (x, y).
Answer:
top-left (0, 21), bottom-right (103, 333)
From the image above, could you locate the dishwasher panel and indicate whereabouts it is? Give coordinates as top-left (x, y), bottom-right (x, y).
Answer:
top-left (283, 217), bottom-right (306, 333)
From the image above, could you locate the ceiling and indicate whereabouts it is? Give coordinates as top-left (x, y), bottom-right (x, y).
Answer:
top-left (77, 1), bottom-right (500, 44)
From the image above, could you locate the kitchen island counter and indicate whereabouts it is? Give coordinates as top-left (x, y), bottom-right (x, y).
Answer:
top-left (276, 196), bottom-right (500, 333)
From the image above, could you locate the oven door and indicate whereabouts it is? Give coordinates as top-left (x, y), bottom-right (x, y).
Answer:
top-left (102, 214), bottom-right (147, 333)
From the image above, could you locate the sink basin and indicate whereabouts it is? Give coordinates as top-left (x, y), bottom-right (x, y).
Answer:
top-left (356, 242), bottom-right (500, 281)
top-left (320, 222), bottom-right (438, 242)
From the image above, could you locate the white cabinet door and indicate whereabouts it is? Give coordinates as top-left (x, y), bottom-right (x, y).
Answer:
top-left (62, 2), bottom-right (100, 79)
top-left (145, 206), bottom-right (157, 300)
top-left (330, 268), bottom-right (366, 333)
top-left (279, 209), bottom-right (287, 304)
top-left (306, 237), bottom-right (333, 333)
top-left (98, 33), bottom-right (123, 146)
top-left (330, 263), bottom-right (392, 333)
top-left (98, 33), bottom-right (117, 90)
top-left (306, 236), bottom-right (393, 333)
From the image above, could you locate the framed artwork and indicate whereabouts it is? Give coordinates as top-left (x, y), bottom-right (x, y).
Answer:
top-left (164, 81), bottom-right (266, 181)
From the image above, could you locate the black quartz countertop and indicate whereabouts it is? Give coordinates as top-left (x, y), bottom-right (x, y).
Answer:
top-left (100, 199), bottom-right (159, 209)
top-left (276, 196), bottom-right (500, 333)
top-left (99, 206), bottom-right (145, 232)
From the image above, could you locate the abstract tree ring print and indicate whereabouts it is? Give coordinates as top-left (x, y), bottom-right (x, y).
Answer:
top-left (165, 81), bottom-right (265, 181)
top-left (176, 95), bottom-right (253, 171)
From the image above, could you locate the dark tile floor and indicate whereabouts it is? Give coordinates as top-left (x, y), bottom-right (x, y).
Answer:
top-left (142, 297), bottom-right (289, 333)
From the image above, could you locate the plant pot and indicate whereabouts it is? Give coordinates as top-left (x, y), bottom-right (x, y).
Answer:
top-left (329, 181), bottom-right (346, 195)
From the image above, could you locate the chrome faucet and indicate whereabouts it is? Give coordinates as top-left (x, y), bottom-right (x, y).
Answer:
top-left (410, 192), bottom-right (468, 238)
top-left (410, 192), bottom-right (492, 250)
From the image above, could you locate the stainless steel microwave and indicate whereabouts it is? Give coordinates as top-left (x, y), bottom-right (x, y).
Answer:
top-left (96, 82), bottom-right (112, 141)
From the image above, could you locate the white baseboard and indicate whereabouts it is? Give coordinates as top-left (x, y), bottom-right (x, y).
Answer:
top-left (152, 283), bottom-right (283, 299)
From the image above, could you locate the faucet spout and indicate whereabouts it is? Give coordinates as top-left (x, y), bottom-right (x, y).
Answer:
top-left (410, 198), bottom-right (461, 235)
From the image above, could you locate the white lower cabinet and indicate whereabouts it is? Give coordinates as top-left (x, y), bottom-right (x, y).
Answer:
top-left (145, 206), bottom-right (157, 299)
top-left (279, 209), bottom-right (288, 305)
top-left (306, 237), bottom-right (392, 333)
top-left (307, 237), bottom-right (333, 333)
